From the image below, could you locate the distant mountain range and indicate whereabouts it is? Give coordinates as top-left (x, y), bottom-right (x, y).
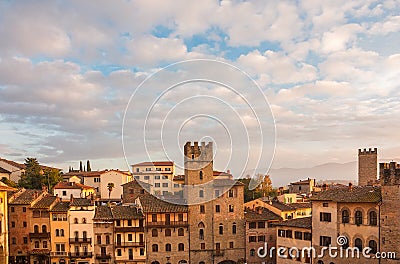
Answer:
top-left (267, 161), bottom-right (358, 187)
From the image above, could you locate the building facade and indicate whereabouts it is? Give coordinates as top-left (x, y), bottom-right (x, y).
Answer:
top-left (358, 148), bottom-right (378, 186)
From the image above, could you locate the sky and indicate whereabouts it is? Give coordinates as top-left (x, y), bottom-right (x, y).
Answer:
top-left (1, 0), bottom-right (400, 179)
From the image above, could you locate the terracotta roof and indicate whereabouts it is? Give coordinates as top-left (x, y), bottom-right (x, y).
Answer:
top-left (94, 205), bottom-right (113, 220)
top-left (213, 178), bottom-right (244, 187)
top-left (173, 175), bottom-right (185, 181)
top-left (9, 189), bottom-right (46, 205)
top-left (291, 179), bottom-right (313, 185)
top-left (132, 161), bottom-right (174, 166)
top-left (273, 216), bottom-right (312, 229)
top-left (62, 170), bottom-right (107, 177)
top-left (54, 181), bottom-right (94, 190)
top-left (50, 201), bottom-right (70, 212)
top-left (289, 202), bottom-right (311, 209)
top-left (269, 201), bottom-right (295, 211)
top-left (139, 194), bottom-right (188, 213)
top-left (245, 207), bottom-right (282, 221)
top-left (70, 198), bottom-right (93, 206)
top-left (0, 182), bottom-right (17, 192)
top-left (31, 195), bottom-right (57, 209)
top-left (311, 186), bottom-right (381, 203)
top-left (112, 205), bottom-right (144, 219)
top-left (0, 167), bottom-right (11, 173)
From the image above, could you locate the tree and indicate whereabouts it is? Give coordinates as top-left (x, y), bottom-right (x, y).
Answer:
top-left (86, 160), bottom-right (91, 172)
top-left (18, 158), bottom-right (43, 189)
top-left (1, 177), bottom-right (18, 188)
top-left (255, 174), bottom-right (273, 197)
top-left (42, 168), bottom-right (63, 191)
top-left (107, 182), bottom-right (115, 199)
top-left (79, 161), bottom-right (83, 172)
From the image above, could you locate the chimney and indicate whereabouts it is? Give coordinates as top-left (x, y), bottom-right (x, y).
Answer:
top-left (349, 182), bottom-right (353, 191)
top-left (227, 169), bottom-right (231, 174)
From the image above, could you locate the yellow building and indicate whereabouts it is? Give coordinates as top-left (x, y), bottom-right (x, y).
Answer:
top-left (245, 198), bottom-right (311, 220)
top-left (49, 201), bottom-right (70, 264)
top-left (0, 182), bottom-right (16, 264)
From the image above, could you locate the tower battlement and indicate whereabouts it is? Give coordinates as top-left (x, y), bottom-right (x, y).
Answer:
top-left (380, 161), bottom-right (400, 186)
top-left (358, 148), bottom-right (378, 155)
top-left (184, 141), bottom-right (213, 161)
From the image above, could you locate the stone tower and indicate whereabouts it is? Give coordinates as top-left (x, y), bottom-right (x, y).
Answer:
top-left (358, 148), bottom-right (377, 186)
top-left (380, 161), bottom-right (400, 263)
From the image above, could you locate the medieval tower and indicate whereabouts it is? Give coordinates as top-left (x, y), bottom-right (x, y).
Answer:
top-left (358, 148), bottom-right (378, 186)
top-left (184, 141), bottom-right (245, 264)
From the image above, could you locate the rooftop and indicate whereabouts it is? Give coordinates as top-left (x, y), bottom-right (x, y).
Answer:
top-left (139, 194), bottom-right (188, 213)
top-left (50, 201), bottom-right (70, 212)
top-left (311, 186), bottom-right (382, 203)
top-left (94, 205), bottom-right (113, 220)
top-left (54, 181), bottom-right (94, 190)
top-left (245, 207), bottom-right (282, 221)
top-left (9, 189), bottom-right (46, 205)
top-left (70, 198), bottom-right (94, 207)
top-left (132, 161), bottom-right (174, 167)
top-left (274, 216), bottom-right (312, 229)
top-left (31, 194), bottom-right (57, 209)
top-left (62, 170), bottom-right (107, 177)
top-left (0, 157), bottom-right (61, 171)
top-left (112, 205), bottom-right (144, 219)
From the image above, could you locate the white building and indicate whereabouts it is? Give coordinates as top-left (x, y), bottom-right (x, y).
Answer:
top-left (99, 170), bottom-right (130, 201)
top-left (53, 181), bottom-right (95, 200)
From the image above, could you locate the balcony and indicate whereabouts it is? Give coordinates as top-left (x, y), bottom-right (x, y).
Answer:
top-left (69, 238), bottom-right (92, 244)
top-left (69, 252), bottom-right (93, 258)
top-left (146, 221), bottom-right (188, 228)
top-left (29, 232), bottom-right (50, 239)
top-left (115, 242), bottom-right (145, 247)
top-left (213, 250), bottom-right (224, 256)
top-left (114, 226), bottom-right (144, 232)
top-left (96, 254), bottom-right (112, 259)
top-left (50, 251), bottom-right (68, 257)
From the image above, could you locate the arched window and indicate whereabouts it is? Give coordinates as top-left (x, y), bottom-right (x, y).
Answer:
top-left (232, 223), bottom-right (237, 234)
top-left (34, 241), bottom-right (39, 248)
top-left (165, 243), bottom-right (171, 252)
top-left (199, 262), bottom-right (205, 264)
top-left (250, 249), bottom-right (255, 256)
top-left (178, 228), bottom-right (184, 236)
top-left (55, 229), bottom-right (60, 236)
top-left (43, 241), bottom-right (47, 248)
top-left (198, 222), bottom-right (205, 228)
top-left (342, 210), bottom-right (349, 223)
top-left (199, 229), bottom-right (204, 240)
top-left (74, 218), bottom-right (78, 224)
top-left (106, 235), bottom-right (110, 244)
top-left (199, 171), bottom-right (203, 180)
top-left (165, 229), bottom-right (171, 237)
top-left (355, 238), bottom-right (363, 251)
top-left (369, 211), bottom-right (377, 226)
top-left (317, 261), bottom-right (324, 264)
top-left (60, 229), bottom-right (64, 237)
top-left (152, 229), bottom-right (158, 237)
top-left (83, 231), bottom-right (87, 239)
top-left (74, 231), bottom-right (78, 239)
top-left (82, 218), bottom-right (87, 224)
top-left (178, 243), bottom-right (184, 251)
top-left (152, 244), bottom-right (158, 252)
top-left (341, 235), bottom-right (349, 249)
top-left (42, 225), bottom-right (47, 233)
top-left (34, 225), bottom-right (39, 233)
top-left (369, 240), bottom-right (377, 254)
top-left (219, 224), bottom-right (223, 235)
top-left (355, 211), bottom-right (363, 225)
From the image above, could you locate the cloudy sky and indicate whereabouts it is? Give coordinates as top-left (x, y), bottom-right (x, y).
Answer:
top-left (1, 0), bottom-right (400, 179)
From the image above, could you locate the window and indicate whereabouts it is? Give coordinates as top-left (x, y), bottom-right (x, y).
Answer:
top-left (62, 191), bottom-right (67, 196)
top-left (342, 209), bottom-right (350, 223)
top-left (320, 236), bottom-right (331, 247)
top-left (11, 237), bottom-right (16, 244)
top-left (128, 234), bottom-right (133, 241)
top-left (286, 230), bottom-right (292, 238)
top-left (156, 167), bottom-right (161, 171)
top-left (165, 229), bottom-right (171, 236)
top-left (228, 189), bottom-right (234, 197)
top-left (134, 176), bottom-right (140, 180)
top-left (178, 228), bottom-right (184, 236)
top-left (369, 211), bottom-right (377, 226)
top-left (43, 241), bottom-right (47, 248)
top-left (23, 207), bottom-right (26, 212)
top-left (258, 221), bottom-right (265, 228)
top-left (199, 229), bottom-right (204, 240)
top-left (200, 205), bottom-right (205, 214)
top-left (201, 243), bottom-right (205, 250)
top-left (144, 176), bottom-right (150, 180)
top-left (35, 241), bottom-right (40, 248)
top-left (355, 238), bottom-right (363, 251)
top-left (56, 229), bottom-right (60, 237)
top-left (116, 220), bottom-right (121, 226)
top-left (229, 205), bottom-right (234, 212)
top-left (23, 237), bottom-right (28, 244)
top-left (155, 175), bottom-right (160, 179)
top-left (219, 224), bottom-right (223, 235)
top-left (106, 235), bottom-right (110, 244)
top-left (82, 218), bottom-right (86, 224)
top-left (199, 190), bottom-right (204, 198)
top-left (258, 235), bottom-right (265, 242)
top-left (165, 243), bottom-right (172, 251)
top-left (304, 232), bottom-right (312, 241)
top-left (320, 212), bottom-right (331, 222)
top-left (250, 249), bottom-right (255, 256)
top-left (355, 211), bottom-right (363, 225)
top-left (249, 236), bottom-right (257, 242)
top-left (295, 231), bottom-right (303, 240)
top-left (117, 249), bottom-right (122, 256)
top-left (155, 183), bottom-right (160, 187)
top-left (11, 207), bottom-right (15, 213)
top-left (199, 171), bottom-right (203, 180)
top-left (34, 225), bottom-right (39, 233)
top-left (128, 220), bottom-right (132, 226)
top-left (249, 222), bottom-right (256, 229)
top-left (323, 202), bottom-right (329, 207)
top-left (152, 244), bottom-right (158, 252)
top-left (11, 222), bottom-right (15, 228)
top-left (74, 218), bottom-right (78, 224)
top-left (369, 240), bottom-right (377, 254)
top-left (136, 168), bottom-right (139, 172)
top-left (162, 183), bottom-right (168, 187)
top-left (215, 205), bottom-right (220, 213)
top-left (146, 168), bottom-right (151, 171)
top-left (152, 214), bottom-right (157, 222)
top-left (152, 229), bottom-right (158, 237)
top-left (229, 241), bottom-right (234, 248)
top-left (178, 243), bottom-right (184, 251)
top-left (232, 223), bottom-right (237, 234)
top-left (22, 221), bottom-right (27, 228)
top-left (174, 183), bottom-right (180, 188)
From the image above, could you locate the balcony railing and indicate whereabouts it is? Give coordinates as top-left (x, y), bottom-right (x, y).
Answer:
top-left (146, 221), bottom-right (188, 227)
top-left (69, 252), bottom-right (93, 258)
top-left (50, 251), bottom-right (68, 257)
top-left (29, 232), bottom-right (50, 239)
top-left (69, 238), bottom-right (92, 243)
top-left (212, 250), bottom-right (224, 256)
top-left (96, 254), bottom-right (112, 259)
top-left (115, 242), bottom-right (145, 247)
top-left (114, 226), bottom-right (144, 232)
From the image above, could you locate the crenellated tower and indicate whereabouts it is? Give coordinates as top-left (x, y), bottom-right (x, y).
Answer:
top-left (358, 148), bottom-right (377, 186)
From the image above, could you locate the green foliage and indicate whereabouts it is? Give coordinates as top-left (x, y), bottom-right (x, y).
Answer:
top-left (238, 176), bottom-right (277, 203)
top-left (18, 158), bottom-right (43, 189)
top-left (1, 177), bottom-right (18, 188)
top-left (42, 168), bottom-right (63, 191)
top-left (86, 160), bottom-right (91, 172)
top-left (107, 182), bottom-right (115, 199)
